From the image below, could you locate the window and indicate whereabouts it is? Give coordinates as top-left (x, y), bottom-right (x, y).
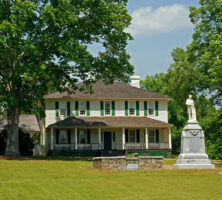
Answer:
top-left (129, 101), bottom-right (135, 115)
top-left (149, 130), bottom-right (155, 143)
top-left (148, 102), bottom-right (155, 116)
top-left (60, 102), bottom-right (66, 115)
top-left (79, 130), bottom-right (86, 144)
top-left (60, 130), bottom-right (67, 144)
top-left (78, 130), bottom-right (90, 144)
top-left (105, 101), bottom-right (111, 115)
top-left (129, 130), bottom-right (136, 142)
top-left (80, 101), bottom-right (86, 115)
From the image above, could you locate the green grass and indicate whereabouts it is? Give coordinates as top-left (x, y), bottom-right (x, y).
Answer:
top-left (0, 158), bottom-right (222, 200)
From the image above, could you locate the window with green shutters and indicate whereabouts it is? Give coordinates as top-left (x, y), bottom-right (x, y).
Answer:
top-left (144, 101), bottom-right (147, 116)
top-left (125, 101), bottom-right (128, 116)
top-left (136, 101), bottom-right (139, 116)
top-left (67, 101), bottom-right (70, 116)
top-left (100, 101), bottom-right (104, 116)
top-left (55, 102), bottom-right (59, 116)
top-left (112, 101), bottom-right (115, 116)
top-left (155, 101), bottom-right (159, 116)
top-left (75, 101), bottom-right (79, 116)
top-left (86, 101), bottom-right (90, 116)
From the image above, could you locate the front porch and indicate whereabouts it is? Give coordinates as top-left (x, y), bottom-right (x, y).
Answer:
top-left (45, 127), bottom-right (172, 156)
top-left (43, 116), bottom-right (173, 157)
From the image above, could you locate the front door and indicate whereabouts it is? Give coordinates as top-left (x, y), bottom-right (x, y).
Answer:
top-left (104, 132), bottom-right (112, 150)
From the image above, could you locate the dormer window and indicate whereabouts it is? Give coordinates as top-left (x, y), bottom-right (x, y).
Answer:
top-left (105, 101), bottom-right (111, 115)
top-left (60, 102), bottom-right (66, 115)
top-left (148, 102), bottom-right (155, 116)
top-left (129, 101), bottom-right (135, 116)
top-left (80, 101), bottom-right (86, 116)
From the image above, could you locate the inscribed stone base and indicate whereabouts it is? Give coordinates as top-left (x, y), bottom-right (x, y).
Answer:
top-left (173, 122), bottom-right (215, 169)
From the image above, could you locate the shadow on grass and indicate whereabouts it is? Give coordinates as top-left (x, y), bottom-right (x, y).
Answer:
top-left (29, 155), bottom-right (93, 162)
top-left (0, 155), bottom-right (93, 162)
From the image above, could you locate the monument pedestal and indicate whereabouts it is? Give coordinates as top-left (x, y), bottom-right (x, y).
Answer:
top-left (173, 122), bottom-right (215, 169)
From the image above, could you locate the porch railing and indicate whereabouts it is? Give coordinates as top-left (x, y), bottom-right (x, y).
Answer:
top-left (148, 143), bottom-right (169, 149)
top-left (53, 143), bottom-right (75, 151)
top-left (77, 143), bottom-right (100, 150)
top-left (53, 143), bottom-right (100, 151)
top-left (125, 142), bottom-right (169, 150)
top-left (125, 143), bottom-right (146, 150)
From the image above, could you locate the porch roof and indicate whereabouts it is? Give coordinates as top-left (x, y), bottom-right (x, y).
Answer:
top-left (0, 114), bottom-right (40, 134)
top-left (48, 116), bottom-right (173, 128)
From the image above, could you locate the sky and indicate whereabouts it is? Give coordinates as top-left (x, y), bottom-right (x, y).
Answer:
top-left (126, 0), bottom-right (200, 79)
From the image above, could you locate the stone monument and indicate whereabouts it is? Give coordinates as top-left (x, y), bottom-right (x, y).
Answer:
top-left (173, 95), bottom-right (215, 169)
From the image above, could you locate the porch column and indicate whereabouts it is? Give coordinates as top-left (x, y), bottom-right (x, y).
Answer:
top-left (169, 128), bottom-right (172, 149)
top-left (75, 128), bottom-right (78, 150)
top-left (122, 128), bottom-right (125, 150)
top-left (50, 128), bottom-right (54, 150)
top-left (145, 128), bottom-right (148, 149)
top-left (98, 128), bottom-right (101, 150)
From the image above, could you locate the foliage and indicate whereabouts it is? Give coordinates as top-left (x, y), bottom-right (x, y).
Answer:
top-left (0, 0), bottom-right (133, 156)
top-left (189, 0), bottom-right (222, 103)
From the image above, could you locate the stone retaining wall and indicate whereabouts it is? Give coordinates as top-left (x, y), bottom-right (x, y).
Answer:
top-left (93, 156), bottom-right (163, 171)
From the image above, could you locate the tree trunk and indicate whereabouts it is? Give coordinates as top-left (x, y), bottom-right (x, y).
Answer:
top-left (5, 106), bottom-right (21, 157)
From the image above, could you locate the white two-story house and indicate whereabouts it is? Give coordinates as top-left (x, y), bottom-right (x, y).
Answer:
top-left (41, 76), bottom-right (173, 157)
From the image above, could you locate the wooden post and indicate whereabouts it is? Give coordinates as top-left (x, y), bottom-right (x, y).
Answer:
top-left (98, 128), bottom-right (101, 150)
top-left (145, 128), bottom-right (148, 149)
top-left (169, 128), bottom-right (172, 149)
top-left (50, 128), bottom-right (54, 150)
top-left (122, 128), bottom-right (125, 150)
top-left (75, 128), bottom-right (78, 150)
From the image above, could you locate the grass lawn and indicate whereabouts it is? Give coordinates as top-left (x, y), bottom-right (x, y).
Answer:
top-left (0, 157), bottom-right (222, 200)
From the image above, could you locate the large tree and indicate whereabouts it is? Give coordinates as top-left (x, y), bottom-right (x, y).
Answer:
top-left (0, 0), bottom-right (133, 157)
top-left (189, 0), bottom-right (222, 103)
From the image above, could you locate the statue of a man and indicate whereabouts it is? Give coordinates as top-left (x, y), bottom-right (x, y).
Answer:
top-left (186, 95), bottom-right (197, 122)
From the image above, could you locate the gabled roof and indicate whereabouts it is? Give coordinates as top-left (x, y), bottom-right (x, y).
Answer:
top-left (48, 116), bottom-right (173, 128)
top-left (0, 114), bottom-right (40, 133)
top-left (44, 81), bottom-right (170, 100)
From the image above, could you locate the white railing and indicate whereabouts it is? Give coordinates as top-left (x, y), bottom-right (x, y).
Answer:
top-left (53, 143), bottom-right (100, 150)
top-left (125, 142), bottom-right (169, 150)
top-left (125, 143), bottom-right (146, 150)
top-left (148, 143), bottom-right (169, 149)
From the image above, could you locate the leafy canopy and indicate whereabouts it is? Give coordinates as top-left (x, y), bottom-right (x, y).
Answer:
top-left (0, 0), bottom-right (133, 113)
top-left (189, 0), bottom-right (222, 102)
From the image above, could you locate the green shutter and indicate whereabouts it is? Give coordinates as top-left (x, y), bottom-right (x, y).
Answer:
top-left (125, 129), bottom-right (128, 143)
top-left (75, 101), bottom-right (79, 116)
top-left (156, 129), bottom-right (159, 143)
top-left (136, 129), bottom-right (140, 142)
top-left (155, 101), bottom-right (159, 116)
top-left (87, 101), bottom-right (90, 116)
top-left (55, 102), bottom-right (59, 116)
top-left (67, 101), bottom-right (70, 116)
top-left (100, 101), bottom-right (104, 116)
top-left (125, 101), bottom-right (128, 116)
top-left (136, 101), bottom-right (139, 116)
top-left (112, 101), bottom-right (115, 116)
top-left (144, 101), bottom-right (147, 116)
